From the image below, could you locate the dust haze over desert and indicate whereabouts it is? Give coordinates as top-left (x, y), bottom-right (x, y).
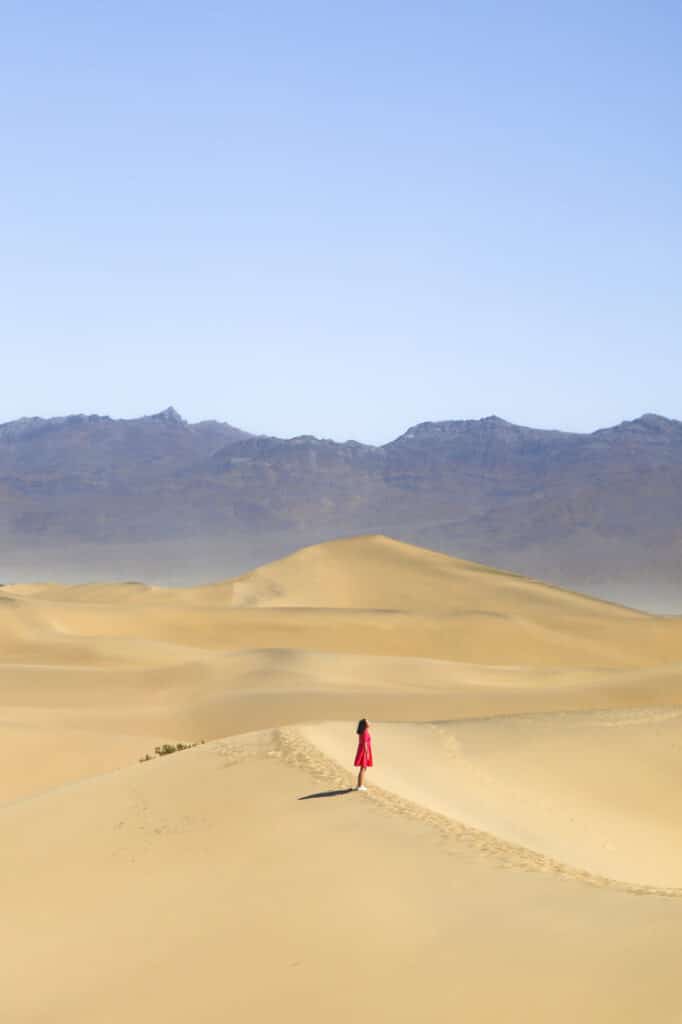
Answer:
top-left (6, 406), bottom-right (682, 613)
top-left (5, 4), bottom-right (682, 1023)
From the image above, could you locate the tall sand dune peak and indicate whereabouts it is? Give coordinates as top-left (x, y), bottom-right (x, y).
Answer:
top-left (221, 534), bottom-right (644, 617)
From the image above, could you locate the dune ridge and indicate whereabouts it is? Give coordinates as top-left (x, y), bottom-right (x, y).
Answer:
top-left (3, 535), bottom-right (682, 1022)
top-left (289, 714), bottom-right (682, 894)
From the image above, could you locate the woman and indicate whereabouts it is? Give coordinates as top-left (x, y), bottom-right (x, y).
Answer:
top-left (354, 718), bottom-right (373, 791)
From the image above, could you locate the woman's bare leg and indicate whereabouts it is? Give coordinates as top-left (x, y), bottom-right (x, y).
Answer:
top-left (357, 767), bottom-right (366, 789)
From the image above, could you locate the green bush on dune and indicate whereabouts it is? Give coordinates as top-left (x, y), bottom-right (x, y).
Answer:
top-left (139, 740), bottom-right (205, 763)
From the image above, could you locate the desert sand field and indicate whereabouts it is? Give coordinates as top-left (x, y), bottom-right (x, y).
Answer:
top-left (3, 535), bottom-right (682, 1022)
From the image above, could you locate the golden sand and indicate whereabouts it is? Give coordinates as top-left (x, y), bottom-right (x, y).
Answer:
top-left (3, 535), bottom-right (682, 1021)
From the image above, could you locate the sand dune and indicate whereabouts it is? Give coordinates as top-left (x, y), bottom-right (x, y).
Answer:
top-left (3, 535), bottom-right (682, 1021)
top-left (4, 728), bottom-right (682, 1023)
top-left (219, 533), bottom-right (629, 611)
top-left (6, 536), bottom-right (682, 671)
top-left (300, 711), bottom-right (682, 890)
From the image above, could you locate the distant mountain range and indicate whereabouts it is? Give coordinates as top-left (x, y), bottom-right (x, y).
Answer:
top-left (2, 406), bottom-right (682, 609)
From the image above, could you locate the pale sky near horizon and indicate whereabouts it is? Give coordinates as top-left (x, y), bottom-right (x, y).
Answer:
top-left (2, 3), bottom-right (681, 444)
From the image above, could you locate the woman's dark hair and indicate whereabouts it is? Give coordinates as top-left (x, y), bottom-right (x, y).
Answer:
top-left (356, 718), bottom-right (368, 735)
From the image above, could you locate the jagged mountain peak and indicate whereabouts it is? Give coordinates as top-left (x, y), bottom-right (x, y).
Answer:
top-left (3, 407), bottom-right (682, 601)
top-left (146, 406), bottom-right (186, 425)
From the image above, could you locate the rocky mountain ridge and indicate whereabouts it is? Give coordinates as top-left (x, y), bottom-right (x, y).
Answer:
top-left (2, 408), bottom-right (682, 607)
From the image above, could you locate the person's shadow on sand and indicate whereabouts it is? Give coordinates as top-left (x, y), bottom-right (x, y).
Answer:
top-left (298, 788), bottom-right (353, 800)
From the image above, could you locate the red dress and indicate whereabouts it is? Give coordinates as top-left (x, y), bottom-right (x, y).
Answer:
top-left (354, 729), bottom-right (373, 768)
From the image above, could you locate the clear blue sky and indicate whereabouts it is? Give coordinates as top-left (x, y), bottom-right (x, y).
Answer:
top-left (2, 2), bottom-right (680, 443)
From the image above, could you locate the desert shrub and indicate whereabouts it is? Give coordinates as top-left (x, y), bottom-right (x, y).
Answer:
top-left (139, 739), bottom-right (206, 763)
top-left (155, 743), bottom-right (186, 756)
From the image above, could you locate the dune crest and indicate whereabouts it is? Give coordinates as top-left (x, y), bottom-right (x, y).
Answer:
top-left (215, 534), bottom-right (643, 613)
top-left (293, 713), bottom-right (682, 892)
top-left (4, 536), bottom-right (682, 1021)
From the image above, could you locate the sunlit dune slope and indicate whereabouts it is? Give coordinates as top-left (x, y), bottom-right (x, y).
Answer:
top-left (5, 650), bottom-right (682, 804)
top-left (6, 533), bottom-right (641, 616)
top-left (300, 710), bottom-right (682, 890)
top-left (4, 537), bottom-right (681, 672)
top-left (4, 537), bottom-right (682, 1023)
top-left (203, 534), bottom-right (644, 615)
top-left (3, 727), bottom-right (682, 1024)
top-left (3, 534), bottom-right (682, 802)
